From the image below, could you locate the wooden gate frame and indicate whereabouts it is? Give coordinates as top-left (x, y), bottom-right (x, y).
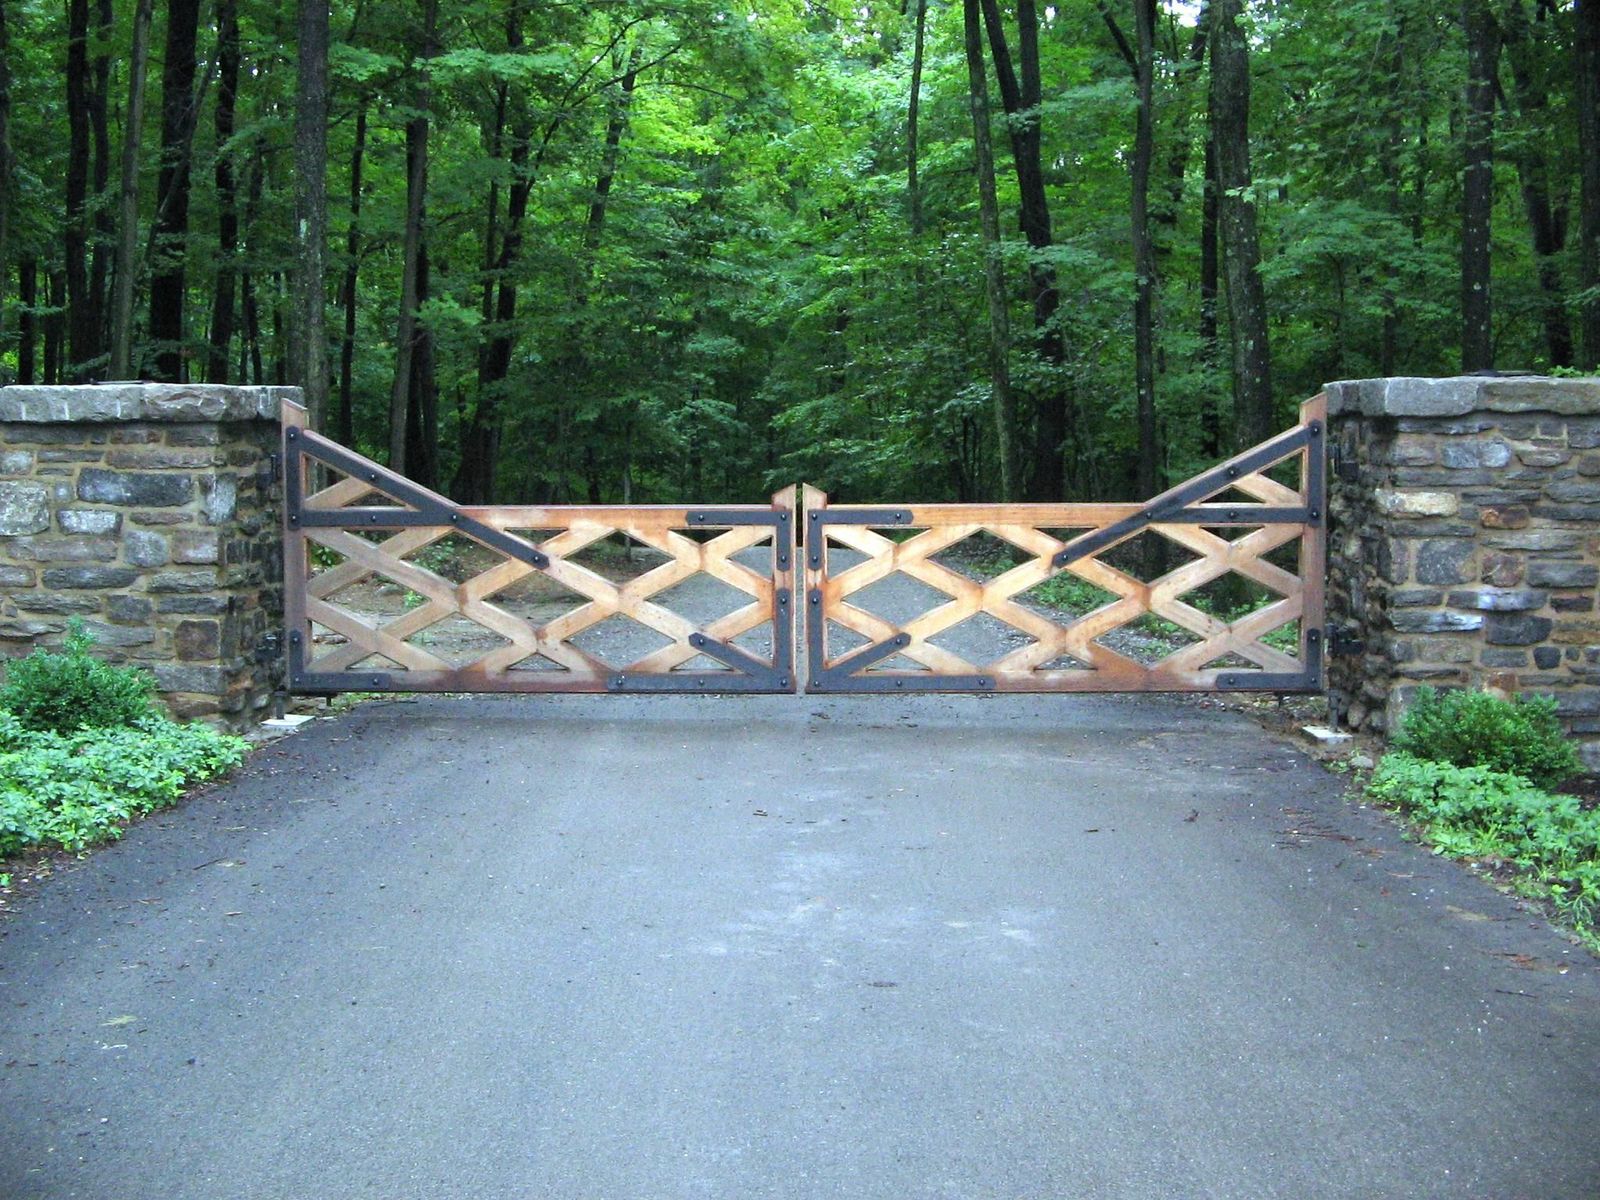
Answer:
top-left (281, 396), bottom-right (1325, 698)
top-left (801, 395), bottom-right (1325, 693)
top-left (281, 400), bottom-right (797, 694)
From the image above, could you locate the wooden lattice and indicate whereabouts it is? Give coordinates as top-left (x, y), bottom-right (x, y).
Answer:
top-left (281, 402), bottom-right (796, 693)
top-left (803, 395), bottom-right (1325, 692)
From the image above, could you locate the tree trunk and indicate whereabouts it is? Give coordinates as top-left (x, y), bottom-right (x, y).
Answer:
top-left (1460, 0), bottom-right (1499, 372)
top-left (980, 0), bottom-right (1066, 499)
top-left (907, 0), bottom-right (928, 236)
top-left (205, 0), bottom-right (240, 383)
top-left (403, 245), bottom-right (438, 488)
top-left (388, 0), bottom-right (436, 473)
top-left (64, 0), bottom-right (94, 376)
top-left (89, 0), bottom-right (112, 363)
top-left (1499, 0), bottom-right (1572, 368)
top-left (456, 1), bottom-right (528, 504)
top-left (338, 101), bottom-right (366, 446)
top-left (149, 0), bottom-right (200, 381)
top-left (1198, 131), bottom-right (1220, 458)
top-left (1210, 0), bottom-right (1273, 449)
top-left (0, 0), bottom-right (11, 354)
top-left (44, 269), bottom-right (64, 383)
top-left (1379, 7), bottom-right (1405, 376)
top-left (1132, 0), bottom-right (1158, 502)
top-left (109, 0), bottom-right (152, 379)
top-left (17, 259), bottom-right (35, 383)
top-left (964, 0), bottom-right (1018, 501)
top-left (1573, 0), bottom-right (1599, 369)
top-left (294, 0), bottom-right (331, 428)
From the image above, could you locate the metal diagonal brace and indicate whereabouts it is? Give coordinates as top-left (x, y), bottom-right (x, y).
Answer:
top-left (1053, 420), bottom-right (1321, 570)
top-left (285, 427), bottom-right (550, 570)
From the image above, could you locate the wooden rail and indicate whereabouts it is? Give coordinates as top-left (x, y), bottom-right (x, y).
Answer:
top-left (802, 395), bottom-right (1326, 693)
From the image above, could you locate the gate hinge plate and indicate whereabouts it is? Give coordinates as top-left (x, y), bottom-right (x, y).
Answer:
top-left (1327, 626), bottom-right (1365, 657)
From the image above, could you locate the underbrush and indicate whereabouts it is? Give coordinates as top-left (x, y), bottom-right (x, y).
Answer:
top-left (1366, 687), bottom-right (1598, 942)
top-left (0, 623), bottom-right (249, 861)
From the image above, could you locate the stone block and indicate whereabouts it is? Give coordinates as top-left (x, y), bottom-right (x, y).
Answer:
top-left (106, 594), bottom-right (153, 623)
top-left (155, 595), bottom-right (230, 614)
top-left (174, 620), bottom-right (221, 661)
top-left (148, 569), bottom-right (219, 593)
top-left (1376, 489), bottom-right (1459, 517)
top-left (1545, 479), bottom-right (1600, 503)
top-left (0, 481), bottom-right (51, 535)
top-left (173, 531), bottom-right (221, 564)
top-left (1535, 647), bottom-right (1562, 670)
top-left (202, 476), bottom-right (238, 524)
top-left (0, 566), bottom-right (35, 587)
top-left (1484, 530), bottom-right (1582, 552)
top-left (0, 619), bottom-right (65, 640)
top-left (105, 447), bottom-right (225, 470)
top-left (23, 537), bottom-right (117, 563)
top-left (77, 469), bottom-right (194, 507)
top-left (1485, 613), bottom-right (1555, 645)
top-left (1446, 588), bottom-right (1548, 612)
top-left (1416, 539), bottom-right (1475, 585)
top-left (1391, 610), bottom-right (1484, 633)
top-left (152, 664), bottom-right (229, 693)
top-left (15, 593), bottom-right (102, 615)
top-left (1517, 447), bottom-right (1572, 468)
top-left (0, 450), bottom-right (35, 474)
top-left (1479, 505), bottom-right (1529, 529)
top-left (1482, 378), bottom-right (1600, 415)
top-left (1390, 588), bottom-right (1444, 607)
top-left (82, 620), bottom-right (155, 648)
top-left (57, 508), bottom-right (122, 536)
top-left (123, 530), bottom-right (170, 567)
top-left (1481, 552), bottom-right (1525, 586)
top-left (40, 566), bottom-right (139, 589)
top-left (1552, 595), bottom-right (1596, 613)
top-left (1481, 648), bottom-right (1532, 668)
top-left (1527, 561), bottom-right (1600, 588)
top-left (1441, 440), bottom-right (1512, 468)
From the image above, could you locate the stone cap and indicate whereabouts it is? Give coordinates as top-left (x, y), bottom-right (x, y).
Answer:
top-left (0, 383), bottom-right (301, 423)
top-left (1325, 375), bottom-right (1600, 419)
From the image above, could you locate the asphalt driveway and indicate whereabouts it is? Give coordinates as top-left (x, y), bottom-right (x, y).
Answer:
top-left (2, 692), bottom-right (1598, 1199)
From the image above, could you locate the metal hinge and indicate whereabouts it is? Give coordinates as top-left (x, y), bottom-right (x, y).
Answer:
top-left (1327, 626), bottom-right (1365, 657)
top-left (1329, 443), bottom-right (1359, 483)
top-left (255, 630), bottom-right (283, 664)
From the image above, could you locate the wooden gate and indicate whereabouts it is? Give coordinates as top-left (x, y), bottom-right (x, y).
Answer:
top-left (281, 400), bottom-right (797, 694)
top-left (281, 396), bottom-right (1324, 697)
top-left (802, 396), bottom-right (1325, 693)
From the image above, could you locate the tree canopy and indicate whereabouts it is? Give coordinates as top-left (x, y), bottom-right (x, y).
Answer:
top-left (0, 0), bottom-right (1596, 504)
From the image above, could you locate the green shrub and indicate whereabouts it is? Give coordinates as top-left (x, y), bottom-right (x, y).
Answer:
top-left (0, 711), bottom-right (248, 856)
top-left (1368, 752), bottom-right (1600, 928)
top-left (1391, 686), bottom-right (1581, 788)
top-left (0, 620), bottom-right (155, 734)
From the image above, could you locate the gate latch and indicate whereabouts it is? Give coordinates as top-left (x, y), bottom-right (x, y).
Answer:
top-left (1327, 626), bottom-right (1365, 658)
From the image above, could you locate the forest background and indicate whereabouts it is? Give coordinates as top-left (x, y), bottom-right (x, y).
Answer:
top-left (0, 0), bottom-right (1596, 506)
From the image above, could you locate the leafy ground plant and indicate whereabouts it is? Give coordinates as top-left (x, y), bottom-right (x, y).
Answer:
top-left (1391, 686), bottom-right (1581, 789)
top-left (0, 626), bottom-right (248, 857)
top-left (1368, 687), bottom-right (1596, 943)
top-left (1368, 753), bottom-right (1600, 934)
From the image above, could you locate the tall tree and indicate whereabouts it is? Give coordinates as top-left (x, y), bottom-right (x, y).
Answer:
top-left (980, 0), bottom-right (1068, 499)
top-left (906, 0), bottom-right (928, 236)
top-left (0, 0), bottom-right (12, 354)
top-left (1210, 0), bottom-right (1273, 448)
top-left (88, 0), bottom-right (112, 360)
top-left (338, 100), bottom-right (367, 447)
top-left (1577, 0), bottom-right (1600, 369)
top-left (294, 0), bottom-right (331, 427)
top-left (205, 0), bottom-right (241, 383)
top-left (388, 0), bottom-right (437, 472)
top-left (64, 0), bottom-right (94, 375)
top-left (1460, 0), bottom-right (1499, 371)
top-left (964, 0), bottom-right (1018, 501)
top-left (1498, 0), bottom-right (1571, 368)
top-left (109, 0), bottom-right (152, 379)
top-left (148, 0), bottom-right (201, 381)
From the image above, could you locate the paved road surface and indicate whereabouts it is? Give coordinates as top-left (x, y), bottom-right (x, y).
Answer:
top-left (2, 693), bottom-right (1599, 1199)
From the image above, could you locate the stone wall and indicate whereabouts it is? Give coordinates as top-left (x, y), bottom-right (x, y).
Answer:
top-left (0, 383), bottom-right (294, 724)
top-left (1328, 375), bottom-right (1600, 765)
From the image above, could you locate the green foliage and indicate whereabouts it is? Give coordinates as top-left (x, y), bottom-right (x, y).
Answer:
top-left (0, 620), bottom-right (155, 734)
top-left (0, 711), bottom-right (248, 856)
top-left (1391, 687), bottom-right (1581, 788)
top-left (1367, 753), bottom-right (1600, 930)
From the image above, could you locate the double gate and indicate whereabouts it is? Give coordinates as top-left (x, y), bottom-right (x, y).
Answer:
top-left (282, 396), bottom-right (1325, 697)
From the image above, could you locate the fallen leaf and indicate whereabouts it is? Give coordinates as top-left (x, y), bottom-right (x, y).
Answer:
top-left (100, 1016), bottom-right (137, 1027)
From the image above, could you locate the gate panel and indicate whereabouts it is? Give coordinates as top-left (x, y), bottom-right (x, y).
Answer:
top-left (281, 401), bottom-right (796, 694)
top-left (803, 396), bottom-right (1325, 694)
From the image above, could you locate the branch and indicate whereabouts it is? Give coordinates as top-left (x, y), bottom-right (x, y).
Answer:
top-left (1096, 0), bottom-right (1137, 76)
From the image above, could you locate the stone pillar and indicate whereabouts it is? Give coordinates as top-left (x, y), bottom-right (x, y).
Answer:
top-left (1328, 375), bottom-right (1600, 766)
top-left (0, 383), bottom-right (295, 725)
